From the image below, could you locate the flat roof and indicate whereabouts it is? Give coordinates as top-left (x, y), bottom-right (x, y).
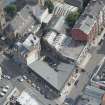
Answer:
top-left (28, 58), bottom-right (75, 91)
top-left (17, 90), bottom-right (43, 105)
top-left (8, 5), bottom-right (36, 34)
top-left (32, 5), bottom-right (46, 18)
top-left (76, 93), bottom-right (101, 105)
top-left (59, 38), bottom-right (86, 60)
top-left (45, 32), bottom-right (86, 60)
top-left (74, 15), bottom-right (96, 34)
top-left (76, 85), bottom-right (103, 105)
top-left (15, 33), bottom-right (40, 56)
top-left (23, 34), bottom-right (40, 50)
top-left (48, 16), bottom-right (66, 34)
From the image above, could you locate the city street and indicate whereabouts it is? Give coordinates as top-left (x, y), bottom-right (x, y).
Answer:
top-left (67, 38), bottom-right (105, 101)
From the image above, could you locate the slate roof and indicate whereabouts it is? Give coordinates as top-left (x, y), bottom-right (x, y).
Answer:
top-left (29, 59), bottom-right (75, 91)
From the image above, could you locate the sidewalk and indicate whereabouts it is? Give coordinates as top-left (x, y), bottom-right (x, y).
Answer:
top-left (78, 53), bottom-right (92, 69)
top-left (91, 28), bottom-right (105, 47)
top-left (55, 72), bottom-right (80, 104)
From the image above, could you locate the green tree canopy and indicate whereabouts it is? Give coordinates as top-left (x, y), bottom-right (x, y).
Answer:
top-left (44, 0), bottom-right (54, 13)
top-left (5, 4), bottom-right (17, 16)
top-left (66, 10), bottom-right (80, 27)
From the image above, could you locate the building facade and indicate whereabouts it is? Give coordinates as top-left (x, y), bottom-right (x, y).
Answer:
top-left (71, 0), bottom-right (105, 42)
top-left (13, 34), bottom-right (41, 65)
top-left (0, 4), bottom-right (6, 32)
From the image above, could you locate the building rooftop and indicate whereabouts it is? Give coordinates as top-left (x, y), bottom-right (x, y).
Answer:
top-left (76, 93), bottom-right (101, 105)
top-left (73, 15), bottom-right (96, 34)
top-left (28, 57), bottom-right (75, 91)
top-left (15, 33), bottom-right (40, 55)
top-left (23, 34), bottom-right (40, 50)
top-left (6, 4), bottom-right (41, 35)
top-left (17, 89), bottom-right (43, 105)
top-left (0, 0), bottom-right (16, 8)
top-left (53, 1), bottom-right (78, 16)
top-left (32, 4), bottom-right (52, 23)
top-left (32, 5), bottom-right (45, 18)
top-left (48, 16), bottom-right (66, 34)
top-left (0, 75), bottom-right (58, 105)
top-left (12, 5), bottom-right (34, 32)
top-left (45, 32), bottom-right (86, 61)
top-left (0, 54), bottom-right (58, 105)
top-left (59, 38), bottom-right (86, 61)
top-left (14, 80), bottom-right (57, 105)
top-left (72, 0), bottom-right (105, 35)
top-left (64, 0), bottom-right (84, 8)
top-left (76, 85), bottom-right (103, 105)
top-left (84, 0), bottom-right (105, 19)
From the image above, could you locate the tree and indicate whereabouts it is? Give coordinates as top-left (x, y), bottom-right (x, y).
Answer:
top-left (5, 4), bottom-right (17, 16)
top-left (44, 0), bottom-right (54, 13)
top-left (66, 10), bottom-right (80, 27)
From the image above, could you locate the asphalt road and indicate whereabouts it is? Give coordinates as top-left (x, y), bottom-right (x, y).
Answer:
top-left (68, 39), bottom-right (105, 101)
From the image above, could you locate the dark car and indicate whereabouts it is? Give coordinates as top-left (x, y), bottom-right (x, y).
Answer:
top-left (98, 39), bottom-right (104, 45)
top-left (64, 97), bottom-right (75, 105)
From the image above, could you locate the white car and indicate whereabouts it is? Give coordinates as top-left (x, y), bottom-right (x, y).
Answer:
top-left (2, 88), bottom-right (8, 93)
top-left (23, 75), bottom-right (27, 80)
top-left (1, 36), bottom-right (6, 41)
top-left (0, 92), bottom-right (5, 97)
top-left (31, 83), bottom-right (36, 88)
top-left (5, 85), bottom-right (9, 89)
top-left (6, 75), bottom-right (11, 80)
top-left (17, 77), bottom-right (24, 82)
top-left (3, 75), bottom-right (11, 80)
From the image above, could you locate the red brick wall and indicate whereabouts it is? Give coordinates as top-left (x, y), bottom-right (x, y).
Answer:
top-left (88, 23), bottom-right (97, 42)
top-left (71, 29), bottom-right (88, 41)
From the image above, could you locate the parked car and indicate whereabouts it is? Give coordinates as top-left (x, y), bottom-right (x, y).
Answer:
top-left (0, 92), bottom-right (5, 97)
top-left (36, 85), bottom-right (41, 91)
top-left (5, 85), bottom-right (9, 89)
top-left (31, 83), bottom-right (36, 88)
top-left (98, 39), bottom-right (104, 45)
top-left (2, 88), bottom-right (8, 93)
top-left (17, 77), bottom-right (24, 82)
top-left (23, 75), bottom-right (27, 80)
top-left (64, 97), bottom-right (75, 105)
top-left (3, 75), bottom-right (11, 80)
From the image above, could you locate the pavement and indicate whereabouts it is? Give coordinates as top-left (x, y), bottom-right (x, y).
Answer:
top-left (0, 30), bottom-right (105, 105)
top-left (58, 40), bottom-right (105, 105)
top-left (78, 53), bottom-right (92, 69)
top-left (0, 43), bottom-right (104, 105)
top-left (91, 28), bottom-right (105, 47)
top-left (55, 72), bottom-right (80, 104)
top-left (66, 38), bottom-right (105, 101)
top-left (0, 55), bottom-right (26, 78)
